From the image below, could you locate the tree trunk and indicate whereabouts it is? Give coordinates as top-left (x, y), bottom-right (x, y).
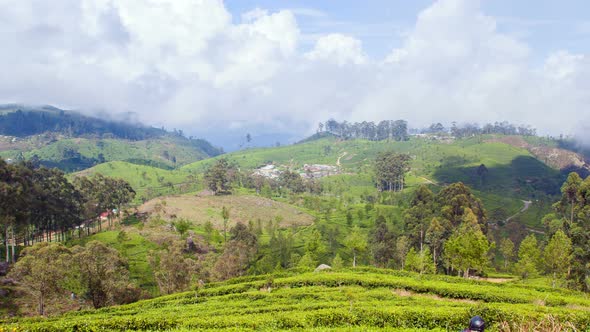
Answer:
top-left (11, 227), bottom-right (15, 263)
top-left (570, 199), bottom-right (574, 224)
top-left (433, 247), bottom-right (437, 266)
top-left (5, 228), bottom-right (9, 262)
top-left (353, 250), bottom-right (356, 268)
top-left (419, 228), bottom-right (423, 253)
top-left (39, 293), bottom-right (45, 316)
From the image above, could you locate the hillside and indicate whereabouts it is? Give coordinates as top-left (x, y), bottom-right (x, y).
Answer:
top-left (138, 194), bottom-right (314, 229)
top-left (5, 269), bottom-right (590, 331)
top-left (0, 105), bottom-right (222, 171)
top-left (73, 134), bottom-right (576, 228)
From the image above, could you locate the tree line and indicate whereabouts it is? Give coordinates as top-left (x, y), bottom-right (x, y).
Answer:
top-left (0, 158), bottom-right (135, 262)
top-left (448, 121), bottom-right (537, 138)
top-left (318, 119), bottom-right (409, 141)
top-left (0, 108), bottom-right (166, 140)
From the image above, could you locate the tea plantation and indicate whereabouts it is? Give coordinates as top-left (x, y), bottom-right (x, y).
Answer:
top-left (4, 268), bottom-right (590, 331)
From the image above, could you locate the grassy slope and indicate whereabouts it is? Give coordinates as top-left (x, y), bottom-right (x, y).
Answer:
top-left (5, 269), bottom-right (590, 331)
top-left (138, 194), bottom-right (315, 230)
top-left (12, 137), bottom-right (211, 169)
top-left (79, 135), bottom-right (563, 227)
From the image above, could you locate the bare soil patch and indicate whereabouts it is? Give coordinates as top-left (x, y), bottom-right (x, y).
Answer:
top-left (138, 194), bottom-right (314, 229)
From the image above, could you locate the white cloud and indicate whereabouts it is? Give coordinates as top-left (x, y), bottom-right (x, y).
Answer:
top-left (305, 34), bottom-right (367, 65)
top-left (1, 0), bottom-right (590, 147)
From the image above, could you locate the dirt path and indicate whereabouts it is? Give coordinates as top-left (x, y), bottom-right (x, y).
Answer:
top-left (506, 200), bottom-right (532, 222)
top-left (505, 200), bottom-right (545, 234)
top-left (337, 152), bottom-right (347, 167)
top-left (420, 176), bottom-right (439, 186)
top-left (526, 227), bottom-right (546, 235)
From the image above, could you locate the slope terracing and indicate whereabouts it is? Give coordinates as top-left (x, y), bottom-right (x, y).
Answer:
top-left (4, 269), bottom-right (590, 331)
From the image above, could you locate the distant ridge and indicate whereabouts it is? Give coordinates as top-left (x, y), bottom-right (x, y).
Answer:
top-left (0, 104), bottom-right (223, 172)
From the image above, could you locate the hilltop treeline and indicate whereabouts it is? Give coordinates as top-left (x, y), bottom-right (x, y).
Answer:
top-left (449, 121), bottom-right (537, 138)
top-left (319, 119), bottom-right (409, 141)
top-left (0, 107), bottom-right (166, 140)
top-left (0, 158), bottom-right (135, 262)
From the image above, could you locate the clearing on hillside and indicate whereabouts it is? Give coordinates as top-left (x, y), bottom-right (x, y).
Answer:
top-left (138, 194), bottom-right (314, 229)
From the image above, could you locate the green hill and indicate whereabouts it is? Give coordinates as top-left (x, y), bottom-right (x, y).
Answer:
top-left (0, 105), bottom-right (222, 171)
top-left (76, 135), bottom-right (571, 227)
top-left (5, 269), bottom-right (590, 331)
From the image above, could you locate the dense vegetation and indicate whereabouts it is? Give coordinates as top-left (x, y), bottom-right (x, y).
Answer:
top-left (0, 105), bottom-right (223, 172)
top-left (0, 159), bottom-right (135, 262)
top-left (4, 269), bottom-right (590, 331)
top-left (2, 123), bottom-right (590, 329)
top-left (0, 105), bottom-right (164, 140)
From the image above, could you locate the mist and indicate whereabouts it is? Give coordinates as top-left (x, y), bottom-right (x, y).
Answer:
top-left (1, 0), bottom-right (589, 149)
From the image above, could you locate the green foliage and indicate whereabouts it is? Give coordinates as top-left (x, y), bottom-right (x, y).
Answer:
top-left (331, 254), bottom-right (344, 270)
top-left (298, 252), bottom-right (316, 270)
top-left (204, 158), bottom-right (233, 195)
top-left (374, 152), bottom-right (411, 192)
top-left (543, 230), bottom-right (573, 287)
top-left (72, 241), bottom-right (140, 309)
top-left (499, 238), bottom-right (515, 271)
top-left (343, 226), bottom-right (367, 267)
top-left (7, 243), bottom-right (72, 315)
top-left (405, 247), bottom-right (435, 274)
top-left (149, 241), bottom-right (199, 295)
top-left (443, 210), bottom-right (491, 277)
top-left (172, 219), bottom-right (191, 238)
top-left (5, 270), bottom-right (590, 331)
top-left (515, 234), bottom-right (542, 279)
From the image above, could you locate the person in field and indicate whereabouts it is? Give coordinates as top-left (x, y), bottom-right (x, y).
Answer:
top-left (462, 316), bottom-right (485, 332)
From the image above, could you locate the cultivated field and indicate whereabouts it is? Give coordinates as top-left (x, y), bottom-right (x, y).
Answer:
top-left (4, 268), bottom-right (590, 331)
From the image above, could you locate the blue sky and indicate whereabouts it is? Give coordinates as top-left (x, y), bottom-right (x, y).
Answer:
top-left (223, 0), bottom-right (590, 59)
top-left (1, 0), bottom-right (589, 148)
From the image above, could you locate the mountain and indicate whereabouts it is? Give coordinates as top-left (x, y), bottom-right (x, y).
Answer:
top-left (0, 104), bottom-right (222, 171)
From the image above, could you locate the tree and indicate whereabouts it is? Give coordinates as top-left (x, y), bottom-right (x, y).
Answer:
top-left (443, 210), bottom-right (491, 277)
top-left (279, 170), bottom-right (305, 193)
top-left (405, 247), bottom-right (435, 274)
top-left (213, 222), bottom-right (258, 280)
top-left (426, 217), bottom-right (445, 268)
top-left (374, 152), bottom-right (411, 192)
top-left (305, 229), bottom-right (326, 263)
top-left (331, 254), bottom-right (344, 270)
top-left (395, 236), bottom-right (410, 270)
top-left (343, 226), bottom-right (367, 267)
top-left (437, 182), bottom-right (487, 234)
top-left (72, 241), bottom-right (136, 308)
top-left (405, 185), bottom-right (435, 251)
top-left (221, 206), bottom-right (230, 243)
top-left (369, 216), bottom-right (395, 267)
top-left (8, 242), bottom-right (71, 315)
top-left (149, 241), bottom-right (199, 295)
top-left (499, 238), bottom-right (515, 271)
top-left (559, 172), bottom-right (582, 224)
top-left (298, 252), bottom-right (316, 270)
top-left (204, 158), bottom-right (232, 195)
top-left (476, 164), bottom-right (488, 186)
top-left (246, 133), bottom-right (252, 144)
top-left (544, 230), bottom-right (573, 287)
top-left (173, 219), bottom-right (192, 238)
top-left (515, 234), bottom-right (542, 279)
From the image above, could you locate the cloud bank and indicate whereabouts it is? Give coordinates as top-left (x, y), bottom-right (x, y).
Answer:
top-left (1, 0), bottom-right (589, 145)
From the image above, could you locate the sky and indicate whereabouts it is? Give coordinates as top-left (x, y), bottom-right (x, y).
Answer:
top-left (1, 0), bottom-right (590, 149)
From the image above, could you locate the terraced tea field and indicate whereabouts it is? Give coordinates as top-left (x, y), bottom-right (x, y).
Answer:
top-left (4, 269), bottom-right (590, 331)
